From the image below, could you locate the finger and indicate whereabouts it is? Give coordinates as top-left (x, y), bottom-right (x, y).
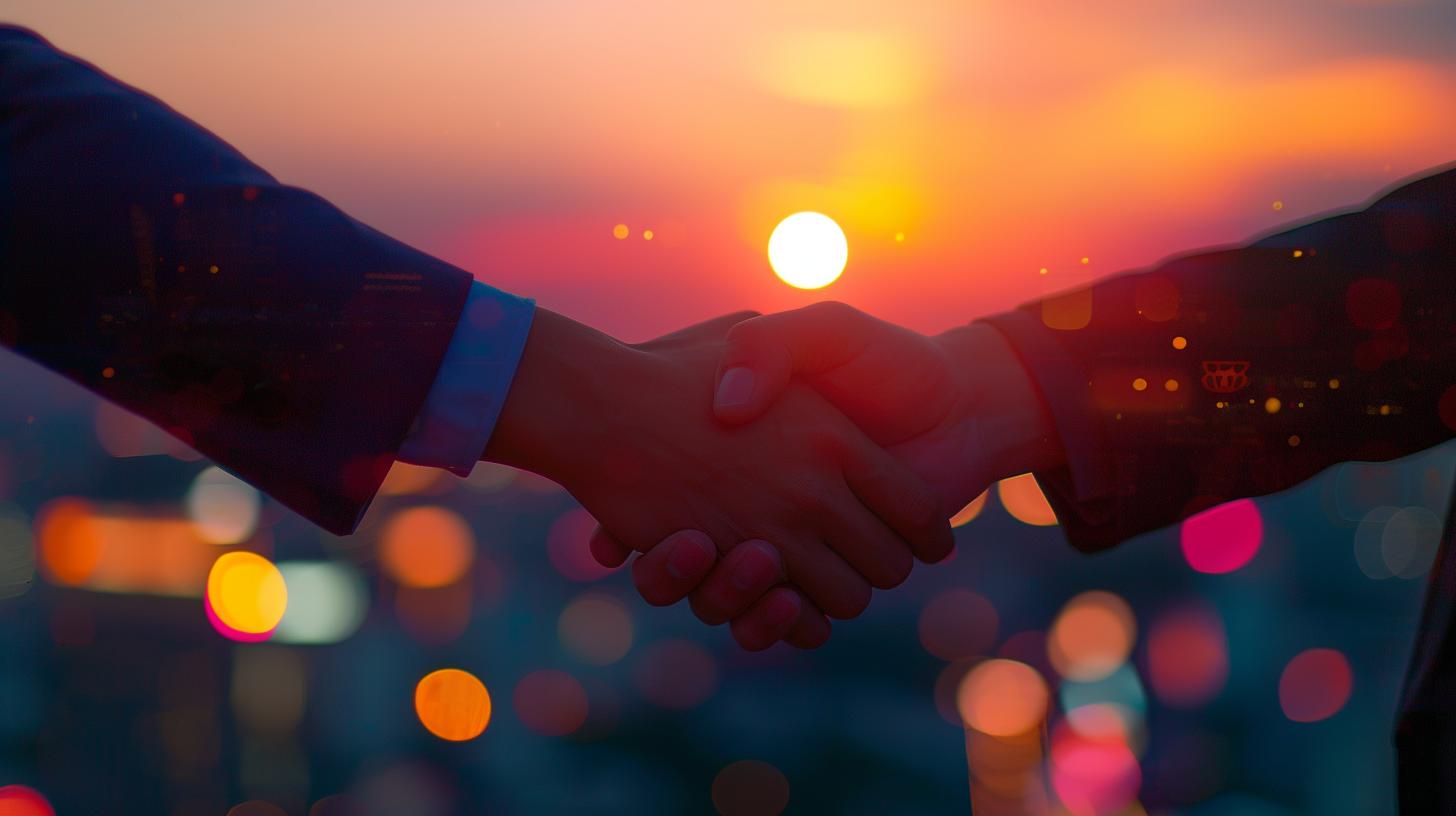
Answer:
top-left (842, 440), bottom-right (955, 564)
top-left (728, 586), bottom-right (803, 651)
top-left (819, 481), bottom-right (916, 590)
top-left (589, 525), bottom-right (634, 569)
top-left (784, 596), bottom-right (832, 649)
top-left (720, 585), bottom-right (830, 650)
top-left (713, 302), bottom-right (874, 425)
top-left (628, 529), bottom-right (718, 607)
top-left (778, 533), bottom-right (873, 621)
top-left (688, 540), bottom-right (784, 626)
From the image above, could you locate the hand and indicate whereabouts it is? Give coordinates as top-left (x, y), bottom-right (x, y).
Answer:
top-left (711, 301), bottom-right (1064, 512)
top-left (590, 527), bottom-right (827, 650)
top-left (483, 308), bottom-right (952, 642)
top-left (596, 303), bottom-right (1065, 649)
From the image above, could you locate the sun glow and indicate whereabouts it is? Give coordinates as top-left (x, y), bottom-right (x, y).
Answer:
top-left (767, 212), bottom-right (848, 289)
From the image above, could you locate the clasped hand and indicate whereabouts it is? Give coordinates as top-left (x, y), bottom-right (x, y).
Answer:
top-left (486, 303), bottom-right (1059, 651)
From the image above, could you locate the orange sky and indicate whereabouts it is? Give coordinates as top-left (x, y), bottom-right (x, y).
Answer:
top-left (9, 0), bottom-right (1456, 339)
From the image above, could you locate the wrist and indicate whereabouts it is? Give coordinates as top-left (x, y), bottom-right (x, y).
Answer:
top-left (933, 322), bottom-right (1064, 482)
top-left (482, 308), bottom-right (627, 486)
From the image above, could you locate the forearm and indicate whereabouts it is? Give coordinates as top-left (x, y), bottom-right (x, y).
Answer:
top-left (933, 322), bottom-right (1065, 484)
top-left (482, 308), bottom-right (631, 487)
top-left (984, 167), bottom-right (1456, 550)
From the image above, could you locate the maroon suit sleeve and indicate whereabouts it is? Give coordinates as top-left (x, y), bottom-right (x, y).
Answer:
top-left (981, 165), bottom-right (1456, 552)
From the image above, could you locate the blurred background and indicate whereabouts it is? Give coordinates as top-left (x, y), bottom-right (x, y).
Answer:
top-left (1, 1), bottom-right (1455, 814)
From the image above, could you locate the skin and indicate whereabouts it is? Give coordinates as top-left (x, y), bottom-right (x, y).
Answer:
top-left (594, 302), bottom-right (1066, 648)
top-left (481, 307), bottom-right (954, 648)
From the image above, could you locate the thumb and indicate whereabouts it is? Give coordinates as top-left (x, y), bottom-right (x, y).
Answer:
top-left (713, 302), bottom-right (872, 425)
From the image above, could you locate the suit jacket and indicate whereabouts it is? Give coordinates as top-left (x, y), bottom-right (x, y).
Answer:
top-left (985, 166), bottom-right (1455, 812)
top-left (0, 26), bottom-right (473, 534)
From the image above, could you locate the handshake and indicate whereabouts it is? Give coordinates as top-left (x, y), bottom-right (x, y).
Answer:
top-left (483, 302), bottom-right (1065, 651)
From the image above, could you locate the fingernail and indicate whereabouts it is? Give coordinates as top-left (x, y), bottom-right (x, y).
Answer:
top-left (715, 367), bottom-right (756, 409)
top-left (664, 532), bottom-right (714, 580)
top-left (729, 541), bottom-right (781, 591)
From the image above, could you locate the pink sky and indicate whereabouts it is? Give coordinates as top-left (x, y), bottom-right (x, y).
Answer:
top-left (10, 0), bottom-right (1456, 339)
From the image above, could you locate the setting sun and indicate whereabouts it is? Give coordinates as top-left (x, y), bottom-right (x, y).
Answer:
top-left (767, 211), bottom-right (848, 290)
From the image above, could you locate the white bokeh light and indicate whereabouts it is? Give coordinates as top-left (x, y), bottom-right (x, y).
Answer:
top-left (273, 561), bottom-right (369, 645)
top-left (186, 466), bottom-right (260, 544)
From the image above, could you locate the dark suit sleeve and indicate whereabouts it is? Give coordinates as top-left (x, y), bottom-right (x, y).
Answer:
top-left (982, 166), bottom-right (1456, 552)
top-left (0, 26), bottom-right (474, 534)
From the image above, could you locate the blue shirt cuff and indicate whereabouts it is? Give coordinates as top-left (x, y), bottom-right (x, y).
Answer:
top-left (397, 281), bottom-right (536, 475)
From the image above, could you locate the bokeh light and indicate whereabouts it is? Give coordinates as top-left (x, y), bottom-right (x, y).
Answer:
top-left (767, 211), bottom-right (847, 290)
top-left (1049, 728), bottom-right (1142, 816)
top-left (1049, 591), bottom-right (1137, 682)
top-left (273, 561), bottom-right (369, 645)
top-left (917, 588), bottom-right (998, 661)
top-left (379, 506), bottom-right (474, 588)
top-left (558, 593), bottom-right (634, 666)
top-left (415, 668), bottom-right (492, 742)
top-left (36, 498), bottom-right (101, 586)
top-left (514, 669), bottom-right (589, 736)
top-left (1180, 499), bottom-right (1263, 574)
top-left (1381, 506), bottom-right (1442, 579)
top-left (1063, 702), bottom-right (1138, 745)
top-left (1279, 648), bottom-right (1352, 723)
top-left (93, 401), bottom-right (197, 460)
top-left (186, 466), bottom-right (260, 544)
top-left (206, 551), bottom-right (288, 638)
top-left (949, 489), bottom-right (990, 528)
top-left (965, 728), bottom-right (1048, 810)
top-left (957, 659), bottom-right (1049, 737)
top-left (1059, 665), bottom-right (1148, 744)
top-left (634, 639), bottom-right (718, 709)
top-left (1354, 506), bottom-right (1400, 579)
top-left (206, 591), bottom-right (270, 643)
top-left (1146, 603), bottom-right (1229, 707)
top-left (998, 474), bottom-right (1058, 526)
top-left (0, 785), bottom-right (55, 816)
top-left (35, 499), bottom-right (220, 597)
top-left (546, 508), bottom-right (616, 582)
top-left (711, 760), bottom-right (790, 816)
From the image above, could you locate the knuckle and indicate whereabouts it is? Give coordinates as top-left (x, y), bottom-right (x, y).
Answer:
top-left (724, 317), bottom-right (767, 349)
top-left (806, 300), bottom-right (852, 321)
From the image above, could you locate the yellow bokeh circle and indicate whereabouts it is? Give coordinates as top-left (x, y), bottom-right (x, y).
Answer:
top-left (207, 551), bottom-right (288, 634)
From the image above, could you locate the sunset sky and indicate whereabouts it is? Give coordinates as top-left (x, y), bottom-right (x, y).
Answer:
top-left (10, 0), bottom-right (1456, 340)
